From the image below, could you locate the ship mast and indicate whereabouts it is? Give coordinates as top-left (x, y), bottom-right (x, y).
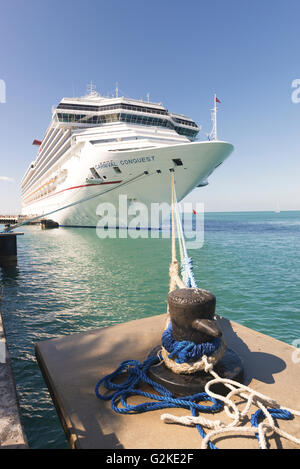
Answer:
top-left (210, 93), bottom-right (218, 141)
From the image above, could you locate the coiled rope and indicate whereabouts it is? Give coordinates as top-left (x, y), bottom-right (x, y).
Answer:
top-left (162, 323), bottom-right (221, 364)
top-left (95, 355), bottom-right (223, 450)
top-left (95, 171), bottom-right (300, 449)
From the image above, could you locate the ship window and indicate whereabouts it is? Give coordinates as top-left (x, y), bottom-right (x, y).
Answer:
top-left (175, 126), bottom-right (198, 140)
top-left (172, 159), bottom-right (183, 166)
top-left (90, 167), bottom-right (100, 178)
top-left (113, 166), bottom-right (122, 174)
top-left (57, 108), bottom-right (198, 139)
top-left (90, 138), bottom-right (118, 144)
top-left (57, 102), bottom-right (168, 116)
top-left (172, 117), bottom-right (198, 128)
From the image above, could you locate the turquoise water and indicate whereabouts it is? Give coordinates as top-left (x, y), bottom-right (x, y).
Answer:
top-left (0, 211), bottom-right (299, 448)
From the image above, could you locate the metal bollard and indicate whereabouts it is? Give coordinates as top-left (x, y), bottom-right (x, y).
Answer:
top-left (148, 287), bottom-right (244, 395)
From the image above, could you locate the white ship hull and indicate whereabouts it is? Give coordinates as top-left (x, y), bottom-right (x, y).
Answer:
top-left (22, 140), bottom-right (233, 227)
top-left (21, 90), bottom-right (234, 227)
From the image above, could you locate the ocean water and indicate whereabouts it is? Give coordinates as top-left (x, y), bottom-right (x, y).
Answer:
top-left (0, 210), bottom-right (299, 448)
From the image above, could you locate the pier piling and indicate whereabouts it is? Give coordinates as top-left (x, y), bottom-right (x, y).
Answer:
top-left (0, 233), bottom-right (23, 266)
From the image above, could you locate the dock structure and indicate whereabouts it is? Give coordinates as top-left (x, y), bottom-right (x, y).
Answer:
top-left (0, 216), bottom-right (19, 225)
top-left (0, 313), bottom-right (27, 448)
top-left (0, 215), bottom-right (40, 226)
top-left (35, 314), bottom-right (300, 450)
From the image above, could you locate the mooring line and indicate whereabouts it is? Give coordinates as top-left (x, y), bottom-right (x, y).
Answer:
top-left (3, 171), bottom-right (150, 233)
top-left (95, 170), bottom-right (300, 450)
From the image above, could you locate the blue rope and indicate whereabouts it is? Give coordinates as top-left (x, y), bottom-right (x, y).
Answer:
top-left (250, 407), bottom-right (293, 448)
top-left (95, 354), bottom-right (223, 449)
top-left (251, 408), bottom-right (293, 428)
top-left (172, 183), bottom-right (198, 290)
top-left (161, 322), bottom-right (221, 364)
top-left (190, 406), bottom-right (218, 450)
top-left (94, 341), bottom-right (293, 449)
top-left (181, 256), bottom-right (197, 288)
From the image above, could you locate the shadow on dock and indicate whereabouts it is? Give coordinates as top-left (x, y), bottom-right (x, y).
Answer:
top-left (217, 316), bottom-right (286, 385)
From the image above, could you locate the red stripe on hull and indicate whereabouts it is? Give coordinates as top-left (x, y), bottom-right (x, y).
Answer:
top-left (23, 180), bottom-right (122, 204)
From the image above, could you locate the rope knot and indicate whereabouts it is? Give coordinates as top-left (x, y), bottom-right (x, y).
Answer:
top-left (161, 323), bottom-right (221, 364)
top-left (203, 356), bottom-right (214, 373)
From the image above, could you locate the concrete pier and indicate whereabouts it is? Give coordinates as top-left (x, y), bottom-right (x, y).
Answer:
top-left (0, 313), bottom-right (27, 448)
top-left (35, 314), bottom-right (300, 450)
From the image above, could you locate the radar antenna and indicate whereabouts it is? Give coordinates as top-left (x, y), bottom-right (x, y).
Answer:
top-left (86, 81), bottom-right (98, 97)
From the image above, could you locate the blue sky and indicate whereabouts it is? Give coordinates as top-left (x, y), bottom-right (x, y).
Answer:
top-left (0, 0), bottom-right (299, 212)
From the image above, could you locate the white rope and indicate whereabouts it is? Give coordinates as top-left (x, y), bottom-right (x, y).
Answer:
top-left (161, 345), bottom-right (300, 449)
top-left (161, 172), bottom-right (300, 449)
top-left (160, 339), bottom-right (227, 374)
top-left (161, 413), bottom-right (226, 430)
top-left (170, 172), bottom-right (197, 288)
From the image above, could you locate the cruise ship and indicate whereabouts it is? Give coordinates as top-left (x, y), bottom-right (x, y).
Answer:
top-left (21, 85), bottom-right (234, 228)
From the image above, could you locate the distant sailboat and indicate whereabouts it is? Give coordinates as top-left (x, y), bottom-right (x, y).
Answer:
top-left (275, 202), bottom-right (280, 213)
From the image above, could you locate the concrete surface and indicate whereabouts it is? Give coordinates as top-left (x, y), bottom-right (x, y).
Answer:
top-left (0, 313), bottom-right (27, 448)
top-left (35, 314), bottom-right (300, 450)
